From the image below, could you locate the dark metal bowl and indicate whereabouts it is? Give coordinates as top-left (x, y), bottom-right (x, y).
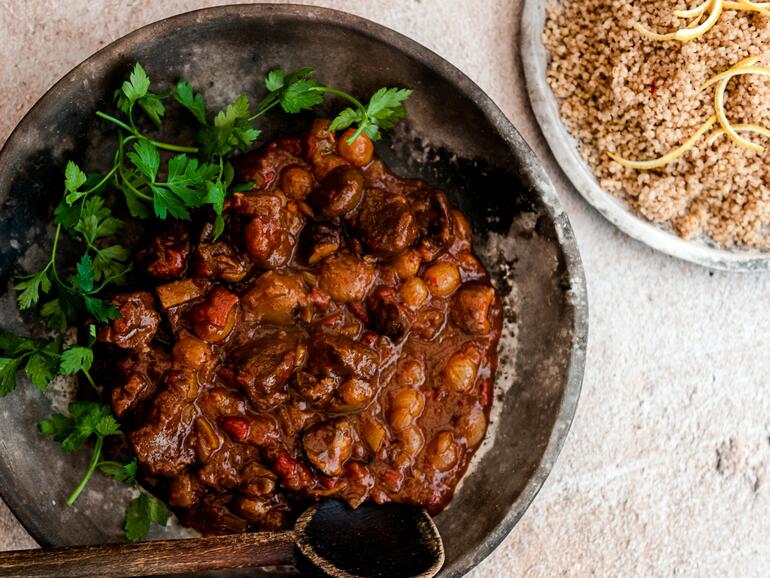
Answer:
top-left (0, 5), bottom-right (587, 577)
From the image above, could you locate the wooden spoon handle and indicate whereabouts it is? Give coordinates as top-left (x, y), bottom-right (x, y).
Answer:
top-left (0, 531), bottom-right (296, 578)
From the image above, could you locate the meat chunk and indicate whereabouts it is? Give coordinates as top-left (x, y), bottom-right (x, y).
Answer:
top-left (97, 292), bottom-right (160, 350)
top-left (190, 286), bottom-right (239, 343)
top-left (228, 193), bottom-right (304, 269)
top-left (318, 253), bottom-right (375, 304)
top-left (307, 334), bottom-right (378, 382)
top-left (300, 222), bottom-right (341, 266)
top-left (242, 272), bottom-right (309, 325)
top-left (129, 370), bottom-right (199, 477)
top-left (235, 139), bottom-right (303, 191)
top-left (451, 282), bottom-right (498, 335)
top-left (193, 242), bottom-right (251, 282)
top-left (302, 417), bottom-right (353, 477)
top-left (354, 188), bottom-right (417, 257)
top-left (294, 334), bottom-right (379, 412)
top-left (240, 195), bottom-right (285, 264)
top-left (197, 387), bottom-right (248, 418)
top-left (366, 285), bottom-right (414, 342)
top-left (408, 187), bottom-right (454, 261)
top-left (225, 333), bottom-right (299, 411)
top-left (307, 166), bottom-right (364, 218)
top-left (138, 225), bottom-right (190, 279)
top-left (111, 346), bottom-right (170, 418)
top-left (221, 415), bottom-right (281, 448)
top-left (197, 440), bottom-right (259, 491)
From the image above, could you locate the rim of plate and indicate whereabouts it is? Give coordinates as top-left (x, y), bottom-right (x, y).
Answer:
top-left (521, 0), bottom-right (770, 272)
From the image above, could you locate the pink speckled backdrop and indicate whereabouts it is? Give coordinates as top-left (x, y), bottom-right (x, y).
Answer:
top-left (2, 1), bottom-right (770, 576)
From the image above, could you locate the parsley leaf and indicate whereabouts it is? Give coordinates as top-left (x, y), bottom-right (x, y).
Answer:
top-left (137, 93), bottom-right (166, 128)
top-left (121, 63), bottom-right (150, 103)
top-left (164, 155), bottom-right (216, 204)
top-left (15, 268), bottom-right (52, 310)
top-left (258, 67), bottom-right (323, 115)
top-left (0, 333), bottom-right (35, 354)
top-left (39, 401), bottom-right (123, 505)
top-left (215, 94), bottom-right (251, 128)
top-left (73, 197), bottom-right (124, 245)
top-left (24, 352), bottom-right (58, 392)
top-left (0, 334), bottom-right (61, 396)
top-left (151, 185), bottom-right (191, 220)
top-left (71, 254), bottom-right (95, 293)
top-left (127, 140), bottom-right (160, 181)
top-left (280, 79), bottom-right (324, 113)
top-left (264, 69), bottom-right (285, 92)
top-left (328, 107), bottom-right (362, 132)
top-left (99, 459), bottom-right (137, 485)
top-left (39, 401), bottom-right (117, 452)
top-left (40, 299), bottom-right (67, 332)
top-left (83, 296), bottom-right (121, 323)
top-left (59, 346), bottom-right (94, 376)
top-left (198, 95), bottom-right (261, 158)
top-left (365, 87), bottom-right (412, 128)
top-left (0, 357), bottom-right (25, 397)
top-left (332, 87), bottom-right (413, 143)
top-left (114, 63), bottom-right (170, 128)
top-left (64, 161), bottom-right (88, 205)
top-left (125, 493), bottom-right (168, 542)
top-left (174, 80), bottom-right (207, 125)
top-left (92, 245), bottom-right (131, 283)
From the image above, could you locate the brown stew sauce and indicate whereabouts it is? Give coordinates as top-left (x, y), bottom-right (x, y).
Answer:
top-left (97, 120), bottom-right (502, 534)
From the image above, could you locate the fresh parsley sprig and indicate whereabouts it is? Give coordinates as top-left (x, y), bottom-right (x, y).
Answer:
top-left (258, 68), bottom-right (413, 144)
top-left (0, 333), bottom-right (61, 396)
top-left (16, 160), bottom-right (127, 330)
top-left (99, 458), bottom-right (169, 541)
top-left (0, 329), bottom-right (97, 396)
top-left (39, 401), bottom-right (122, 505)
top-left (5, 62), bottom-right (411, 541)
top-left (123, 492), bottom-right (168, 542)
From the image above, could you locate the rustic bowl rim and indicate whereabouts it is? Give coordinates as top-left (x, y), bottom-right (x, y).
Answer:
top-left (0, 4), bottom-right (588, 575)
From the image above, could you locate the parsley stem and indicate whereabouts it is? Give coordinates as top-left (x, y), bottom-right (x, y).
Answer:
top-left (66, 435), bottom-right (103, 506)
top-left (48, 224), bottom-right (66, 287)
top-left (309, 87), bottom-right (370, 143)
top-left (248, 98), bottom-right (281, 122)
top-left (310, 86), bottom-right (368, 116)
top-left (82, 368), bottom-right (97, 391)
top-left (95, 111), bottom-right (198, 154)
top-left (95, 111), bottom-right (134, 134)
top-left (84, 165), bottom-right (119, 194)
top-left (117, 166), bottom-right (153, 203)
top-left (149, 140), bottom-right (198, 154)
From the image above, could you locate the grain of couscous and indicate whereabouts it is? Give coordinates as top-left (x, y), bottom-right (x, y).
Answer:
top-left (543, 0), bottom-right (770, 248)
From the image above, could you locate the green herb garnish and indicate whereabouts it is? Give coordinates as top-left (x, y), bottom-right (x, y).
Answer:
top-left (4, 62), bottom-right (411, 541)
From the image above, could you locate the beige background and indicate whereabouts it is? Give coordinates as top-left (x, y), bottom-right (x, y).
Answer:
top-left (2, 1), bottom-right (770, 576)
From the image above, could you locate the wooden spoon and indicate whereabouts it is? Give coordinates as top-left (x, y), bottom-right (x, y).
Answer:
top-left (0, 500), bottom-right (444, 578)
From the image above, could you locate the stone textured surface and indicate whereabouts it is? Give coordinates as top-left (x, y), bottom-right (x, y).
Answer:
top-left (1, 1), bottom-right (769, 576)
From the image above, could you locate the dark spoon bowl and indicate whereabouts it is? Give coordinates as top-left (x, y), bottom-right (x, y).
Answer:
top-left (0, 4), bottom-right (587, 577)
